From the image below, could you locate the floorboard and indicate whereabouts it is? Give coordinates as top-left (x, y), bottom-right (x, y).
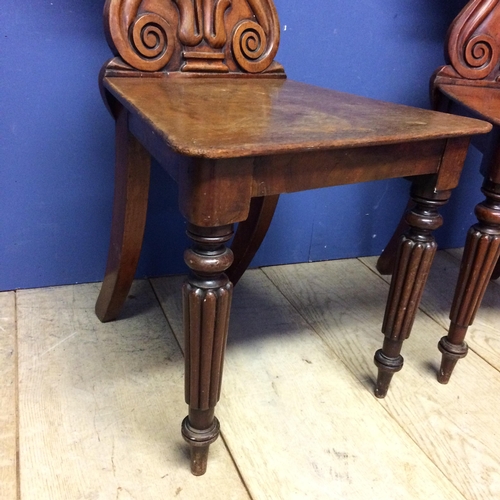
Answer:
top-left (16, 281), bottom-right (249, 500)
top-left (265, 258), bottom-right (500, 500)
top-left (153, 271), bottom-right (465, 500)
top-left (0, 292), bottom-right (17, 500)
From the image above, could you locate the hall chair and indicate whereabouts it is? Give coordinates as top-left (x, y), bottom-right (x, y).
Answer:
top-left (96, 0), bottom-right (490, 475)
top-left (378, 0), bottom-right (500, 385)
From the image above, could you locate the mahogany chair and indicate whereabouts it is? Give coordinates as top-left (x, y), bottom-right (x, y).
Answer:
top-left (378, 0), bottom-right (500, 385)
top-left (96, 0), bottom-right (490, 475)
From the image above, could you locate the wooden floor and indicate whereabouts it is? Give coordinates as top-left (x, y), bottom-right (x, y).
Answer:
top-left (2, 249), bottom-right (500, 499)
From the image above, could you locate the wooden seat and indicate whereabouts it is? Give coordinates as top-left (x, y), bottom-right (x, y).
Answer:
top-left (96, 0), bottom-right (490, 475)
top-left (378, 0), bottom-right (500, 385)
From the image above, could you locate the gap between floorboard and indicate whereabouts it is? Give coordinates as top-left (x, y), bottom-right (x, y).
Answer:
top-left (0, 291), bottom-right (18, 500)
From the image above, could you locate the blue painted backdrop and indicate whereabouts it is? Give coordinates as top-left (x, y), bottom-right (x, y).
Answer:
top-left (0, 0), bottom-right (483, 291)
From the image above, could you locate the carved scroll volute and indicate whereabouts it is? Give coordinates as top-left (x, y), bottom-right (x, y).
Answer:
top-left (103, 0), bottom-right (282, 76)
top-left (445, 0), bottom-right (500, 80)
top-left (231, 0), bottom-right (280, 73)
top-left (104, 0), bottom-right (178, 72)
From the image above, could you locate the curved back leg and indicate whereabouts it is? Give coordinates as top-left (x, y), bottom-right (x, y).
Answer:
top-left (376, 199), bottom-right (414, 275)
top-left (95, 105), bottom-right (151, 322)
top-left (226, 194), bottom-right (279, 285)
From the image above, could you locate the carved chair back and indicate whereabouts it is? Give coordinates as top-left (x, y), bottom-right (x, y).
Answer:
top-left (438, 0), bottom-right (500, 84)
top-left (104, 0), bottom-right (285, 77)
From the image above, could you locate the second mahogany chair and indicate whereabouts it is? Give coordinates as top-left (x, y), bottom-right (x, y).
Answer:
top-left (96, 0), bottom-right (490, 475)
top-left (378, 0), bottom-right (500, 385)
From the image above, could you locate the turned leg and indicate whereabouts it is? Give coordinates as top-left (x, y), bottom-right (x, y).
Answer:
top-left (374, 187), bottom-right (448, 397)
top-left (438, 180), bottom-right (500, 383)
top-left (182, 224), bottom-right (234, 475)
top-left (95, 107), bottom-right (151, 322)
top-left (227, 195), bottom-right (279, 285)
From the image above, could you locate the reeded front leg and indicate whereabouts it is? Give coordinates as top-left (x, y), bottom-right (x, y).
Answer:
top-left (181, 224), bottom-right (234, 476)
top-left (374, 187), bottom-right (449, 397)
top-left (438, 180), bottom-right (500, 383)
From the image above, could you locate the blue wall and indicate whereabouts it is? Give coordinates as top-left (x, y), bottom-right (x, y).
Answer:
top-left (1, 0), bottom-right (482, 291)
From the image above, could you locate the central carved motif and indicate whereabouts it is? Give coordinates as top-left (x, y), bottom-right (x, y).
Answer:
top-left (174, 0), bottom-right (231, 48)
top-left (104, 0), bottom-right (283, 76)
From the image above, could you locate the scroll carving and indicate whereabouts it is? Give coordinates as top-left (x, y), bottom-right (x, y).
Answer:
top-left (440, 0), bottom-right (500, 82)
top-left (231, 0), bottom-right (280, 73)
top-left (103, 0), bottom-right (284, 76)
top-left (105, 1), bottom-right (177, 72)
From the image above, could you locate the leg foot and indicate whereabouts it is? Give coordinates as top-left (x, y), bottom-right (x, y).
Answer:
top-left (189, 446), bottom-right (210, 477)
top-left (374, 339), bottom-right (404, 398)
top-left (437, 332), bottom-right (468, 384)
top-left (181, 413), bottom-right (220, 476)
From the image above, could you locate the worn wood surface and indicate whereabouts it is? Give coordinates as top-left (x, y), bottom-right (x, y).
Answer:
top-left (16, 282), bottom-right (248, 499)
top-left (152, 270), bottom-right (465, 500)
top-left (0, 292), bottom-right (17, 500)
top-left (439, 85), bottom-right (500, 126)
top-left (105, 77), bottom-right (490, 159)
